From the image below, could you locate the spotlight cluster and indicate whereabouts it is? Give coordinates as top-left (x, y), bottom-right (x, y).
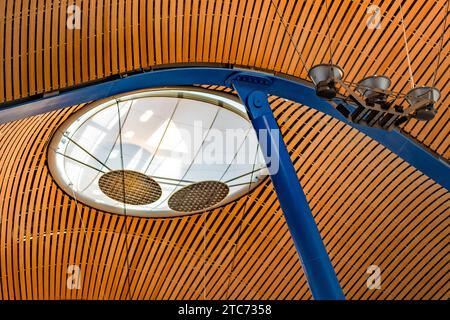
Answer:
top-left (308, 64), bottom-right (441, 130)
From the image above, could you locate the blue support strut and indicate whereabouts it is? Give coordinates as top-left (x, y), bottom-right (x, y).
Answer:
top-left (2, 67), bottom-right (448, 192)
top-left (231, 76), bottom-right (345, 300)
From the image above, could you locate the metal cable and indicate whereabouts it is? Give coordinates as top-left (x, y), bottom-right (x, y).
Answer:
top-left (399, 2), bottom-right (415, 88)
top-left (324, 0), bottom-right (335, 64)
top-left (68, 184), bottom-right (107, 299)
top-left (226, 142), bottom-right (260, 299)
top-left (270, 0), bottom-right (310, 76)
top-left (143, 99), bottom-right (180, 175)
top-left (432, 0), bottom-right (449, 87)
top-left (116, 100), bottom-right (133, 300)
top-left (149, 107), bottom-right (221, 210)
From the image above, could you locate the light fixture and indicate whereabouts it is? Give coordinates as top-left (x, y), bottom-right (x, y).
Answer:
top-left (308, 64), bottom-right (344, 99)
top-left (405, 86), bottom-right (440, 121)
top-left (356, 75), bottom-right (391, 106)
top-left (47, 88), bottom-right (268, 217)
top-left (310, 63), bottom-right (441, 130)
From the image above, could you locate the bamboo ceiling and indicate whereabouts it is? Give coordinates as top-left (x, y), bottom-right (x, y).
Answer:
top-left (0, 0), bottom-right (448, 300)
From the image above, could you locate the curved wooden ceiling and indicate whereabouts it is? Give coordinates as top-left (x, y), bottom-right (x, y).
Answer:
top-left (0, 0), bottom-right (449, 299)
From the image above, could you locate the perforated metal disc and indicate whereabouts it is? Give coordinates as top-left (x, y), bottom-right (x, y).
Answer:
top-left (99, 170), bottom-right (162, 205)
top-left (168, 181), bottom-right (229, 212)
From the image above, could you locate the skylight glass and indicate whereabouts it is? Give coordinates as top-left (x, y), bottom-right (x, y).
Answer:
top-left (47, 88), bottom-right (267, 217)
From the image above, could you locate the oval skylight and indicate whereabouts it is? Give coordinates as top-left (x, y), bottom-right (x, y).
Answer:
top-left (47, 87), bottom-right (267, 217)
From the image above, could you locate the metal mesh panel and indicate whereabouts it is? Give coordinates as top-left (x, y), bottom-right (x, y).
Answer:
top-left (99, 170), bottom-right (162, 205)
top-left (168, 181), bottom-right (229, 212)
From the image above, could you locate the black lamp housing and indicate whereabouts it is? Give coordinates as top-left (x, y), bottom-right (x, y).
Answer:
top-left (405, 86), bottom-right (440, 121)
top-left (308, 64), bottom-right (344, 99)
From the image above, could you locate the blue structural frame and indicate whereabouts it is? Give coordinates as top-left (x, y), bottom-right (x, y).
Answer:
top-left (1, 67), bottom-right (448, 191)
top-left (1, 66), bottom-right (449, 299)
top-left (229, 74), bottom-right (345, 300)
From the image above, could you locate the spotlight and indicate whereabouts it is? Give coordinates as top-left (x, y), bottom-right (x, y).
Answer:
top-left (356, 75), bottom-right (391, 106)
top-left (309, 64), bottom-right (344, 99)
top-left (309, 65), bottom-right (440, 129)
top-left (405, 86), bottom-right (440, 121)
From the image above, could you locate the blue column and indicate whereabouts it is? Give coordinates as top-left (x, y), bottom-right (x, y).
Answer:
top-left (231, 77), bottom-right (345, 300)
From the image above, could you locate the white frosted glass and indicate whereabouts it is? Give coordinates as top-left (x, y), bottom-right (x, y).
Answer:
top-left (49, 89), bottom-right (267, 216)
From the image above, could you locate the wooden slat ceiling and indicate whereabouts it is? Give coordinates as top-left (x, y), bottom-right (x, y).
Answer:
top-left (0, 0), bottom-right (448, 299)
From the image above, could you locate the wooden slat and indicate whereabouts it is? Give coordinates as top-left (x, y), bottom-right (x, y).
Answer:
top-left (0, 0), bottom-right (448, 300)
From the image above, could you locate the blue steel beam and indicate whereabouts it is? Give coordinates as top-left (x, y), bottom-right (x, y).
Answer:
top-left (1, 66), bottom-right (448, 192)
top-left (230, 76), bottom-right (345, 300)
